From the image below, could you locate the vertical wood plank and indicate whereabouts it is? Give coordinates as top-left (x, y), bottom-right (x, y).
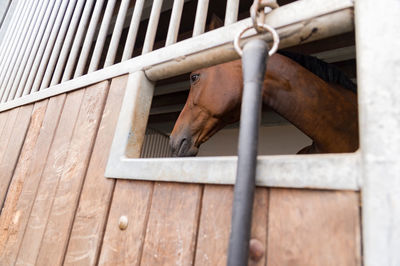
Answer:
top-left (98, 180), bottom-right (154, 266)
top-left (249, 188), bottom-right (268, 266)
top-left (195, 186), bottom-right (233, 266)
top-left (99, 71), bottom-right (155, 265)
top-left (0, 110), bottom-right (10, 139)
top-left (0, 101), bottom-right (48, 265)
top-left (35, 81), bottom-right (109, 266)
top-left (0, 105), bottom-right (32, 206)
top-left (0, 96), bottom-right (67, 265)
top-left (194, 186), bottom-right (269, 266)
top-left (139, 183), bottom-right (202, 266)
top-left (13, 92), bottom-right (84, 266)
top-left (64, 75), bottom-right (128, 266)
top-left (0, 108), bottom-right (19, 169)
top-left (266, 189), bottom-right (361, 266)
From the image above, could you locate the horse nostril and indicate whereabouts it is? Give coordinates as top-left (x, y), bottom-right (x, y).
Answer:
top-left (169, 136), bottom-right (187, 156)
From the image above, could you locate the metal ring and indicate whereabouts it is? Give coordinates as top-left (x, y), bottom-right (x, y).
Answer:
top-left (234, 23), bottom-right (280, 57)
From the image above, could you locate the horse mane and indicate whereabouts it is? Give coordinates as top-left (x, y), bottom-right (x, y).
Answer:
top-left (278, 50), bottom-right (357, 93)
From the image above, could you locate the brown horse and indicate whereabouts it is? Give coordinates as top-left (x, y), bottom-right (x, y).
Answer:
top-left (169, 50), bottom-right (359, 157)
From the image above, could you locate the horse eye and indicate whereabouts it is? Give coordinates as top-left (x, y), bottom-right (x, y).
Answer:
top-left (190, 74), bottom-right (200, 84)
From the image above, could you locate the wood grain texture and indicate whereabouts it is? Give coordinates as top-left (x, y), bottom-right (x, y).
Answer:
top-left (98, 72), bottom-right (156, 266)
top-left (64, 75), bottom-right (128, 266)
top-left (249, 188), bottom-right (269, 266)
top-left (0, 101), bottom-right (48, 265)
top-left (0, 105), bottom-right (32, 206)
top-left (35, 81), bottom-right (109, 266)
top-left (194, 185), bottom-right (233, 266)
top-left (14, 92), bottom-right (83, 266)
top-left (98, 180), bottom-right (153, 266)
top-left (194, 185), bottom-right (268, 266)
top-left (0, 108), bottom-right (18, 163)
top-left (266, 189), bottom-right (361, 266)
top-left (0, 110), bottom-right (10, 141)
top-left (139, 182), bottom-right (202, 266)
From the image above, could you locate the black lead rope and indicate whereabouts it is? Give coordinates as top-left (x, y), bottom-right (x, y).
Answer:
top-left (227, 39), bottom-right (270, 266)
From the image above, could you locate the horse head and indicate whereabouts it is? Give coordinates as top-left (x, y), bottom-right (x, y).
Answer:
top-left (169, 61), bottom-right (243, 157)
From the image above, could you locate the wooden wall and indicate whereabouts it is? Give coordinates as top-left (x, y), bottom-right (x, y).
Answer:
top-left (0, 74), bottom-right (361, 266)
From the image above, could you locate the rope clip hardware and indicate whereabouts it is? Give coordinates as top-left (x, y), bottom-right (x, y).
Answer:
top-left (234, 0), bottom-right (280, 57)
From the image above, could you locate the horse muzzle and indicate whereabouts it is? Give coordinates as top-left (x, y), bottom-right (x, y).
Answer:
top-left (169, 133), bottom-right (199, 157)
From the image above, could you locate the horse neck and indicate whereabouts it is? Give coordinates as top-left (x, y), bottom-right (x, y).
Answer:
top-left (261, 54), bottom-right (358, 153)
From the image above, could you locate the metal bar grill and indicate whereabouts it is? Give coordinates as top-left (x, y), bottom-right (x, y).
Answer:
top-left (140, 128), bottom-right (172, 158)
top-left (121, 0), bottom-right (145, 61)
top-left (73, 0), bottom-right (105, 78)
top-left (165, 0), bottom-right (184, 46)
top-left (50, 0), bottom-right (86, 86)
top-left (15, 0), bottom-right (62, 99)
top-left (225, 0), bottom-right (240, 25)
top-left (37, 0), bottom-right (78, 90)
top-left (142, 0), bottom-right (163, 54)
top-left (0, 0), bottom-right (37, 100)
top-left (192, 0), bottom-right (209, 36)
top-left (88, 0), bottom-right (117, 73)
top-left (62, 0), bottom-right (96, 82)
top-left (104, 0), bottom-right (131, 67)
top-left (0, 0), bottom-right (355, 112)
top-left (0, 0), bottom-right (24, 64)
top-left (1, 0), bottom-right (45, 102)
top-left (0, 0), bottom-right (32, 73)
top-left (7, 0), bottom-right (54, 101)
top-left (25, 0), bottom-right (69, 94)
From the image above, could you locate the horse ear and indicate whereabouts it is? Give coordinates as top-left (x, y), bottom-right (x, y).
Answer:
top-left (208, 14), bottom-right (224, 31)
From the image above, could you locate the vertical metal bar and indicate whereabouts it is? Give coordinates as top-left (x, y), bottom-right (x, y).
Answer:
top-left (23, 0), bottom-right (69, 95)
top-left (227, 39), bottom-right (269, 266)
top-left (192, 0), bottom-right (209, 37)
top-left (73, 0), bottom-right (105, 78)
top-left (0, 0), bottom-right (12, 28)
top-left (0, 0), bottom-right (37, 84)
top-left (0, 0), bottom-right (42, 102)
top-left (145, 134), bottom-right (150, 158)
top-left (37, 0), bottom-right (78, 90)
top-left (0, 0), bottom-right (36, 99)
top-left (104, 0), bottom-right (130, 67)
top-left (148, 131), bottom-right (156, 158)
top-left (62, 0), bottom-right (96, 82)
top-left (225, 0), bottom-right (240, 25)
top-left (155, 133), bottom-right (162, 157)
top-left (165, 0), bottom-right (184, 46)
top-left (356, 0), bottom-right (400, 265)
top-left (0, 0), bottom-right (24, 64)
top-left (8, 0), bottom-right (55, 101)
top-left (16, 0), bottom-right (63, 98)
top-left (50, 0), bottom-right (86, 86)
top-left (142, 0), bottom-right (163, 54)
top-left (88, 0), bottom-right (117, 73)
top-left (121, 0), bottom-right (145, 61)
top-left (0, 0), bottom-right (24, 98)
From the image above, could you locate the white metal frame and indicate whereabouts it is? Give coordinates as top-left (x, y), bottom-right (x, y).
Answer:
top-left (356, 0), bottom-right (400, 264)
top-left (104, 0), bottom-right (356, 188)
top-left (0, 0), bottom-right (353, 112)
top-left (104, 1), bottom-right (400, 264)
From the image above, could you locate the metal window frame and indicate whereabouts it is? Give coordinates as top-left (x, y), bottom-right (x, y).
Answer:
top-left (105, 70), bottom-right (361, 191)
top-left (105, 0), bottom-right (400, 264)
top-left (104, 0), bottom-right (359, 190)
